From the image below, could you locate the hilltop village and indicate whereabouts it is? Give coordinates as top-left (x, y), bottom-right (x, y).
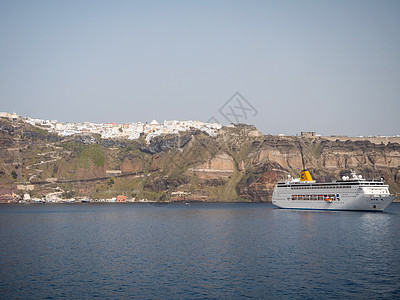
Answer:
top-left (1, 112), bottom-right (221, 142)
top-left (25, 116), bottom-right (222, 142)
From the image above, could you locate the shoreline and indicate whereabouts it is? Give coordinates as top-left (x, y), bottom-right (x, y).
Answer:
top-left (1, 200), bottom-right (272, 204)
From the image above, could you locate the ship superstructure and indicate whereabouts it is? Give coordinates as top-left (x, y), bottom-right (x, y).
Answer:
top-left (272, 171), bottom-right (396, 211)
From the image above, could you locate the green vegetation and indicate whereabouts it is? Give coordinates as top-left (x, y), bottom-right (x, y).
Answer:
top-left (141, 190), bottom-right (165, 201)
top-left (91, 189), bottom-right (118, 199)
top-left (30, 126), bottom-right (48, 137)
top-left (158, 192), bottom-right (167, 202)
top-left (61, 140), bottom-right (85, 153)
top-left (113, 177), bottom-right (142, 192)
top-left (62, 190), bottom-right (75, 199)
top-left (77, 144), bottom-right (105, 168)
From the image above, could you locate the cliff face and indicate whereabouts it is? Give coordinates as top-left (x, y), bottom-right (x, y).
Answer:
top-left (235, 137), bottom-right (400, 201)
top-left (1, 118), bottom-right (399, 202)
top-left (187, 152), bottom-right (235, 179)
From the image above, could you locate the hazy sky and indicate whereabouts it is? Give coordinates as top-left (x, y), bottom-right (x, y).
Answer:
top-left (1, 0), bottom-right (399, 136)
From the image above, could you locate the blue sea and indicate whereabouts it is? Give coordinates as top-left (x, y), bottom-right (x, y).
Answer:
top-left (1, 203), bottom-right (399, 299)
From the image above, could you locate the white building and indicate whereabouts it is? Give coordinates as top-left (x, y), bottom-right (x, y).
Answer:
top-left (19, 114), bottom-right (222, 142)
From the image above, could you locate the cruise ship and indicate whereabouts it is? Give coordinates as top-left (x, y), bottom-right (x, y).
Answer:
top-left (272, 170), bottom-right (396, 211)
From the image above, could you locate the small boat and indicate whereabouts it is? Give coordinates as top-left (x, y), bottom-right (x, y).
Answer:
top-left (81, 197), bottom-right (91, 203)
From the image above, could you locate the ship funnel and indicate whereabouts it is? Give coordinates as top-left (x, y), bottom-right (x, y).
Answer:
top-left (300, 170), bottom-right (313, 182)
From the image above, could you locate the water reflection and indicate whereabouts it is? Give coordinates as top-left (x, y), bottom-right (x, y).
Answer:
top-left (360, 212), bottom-right (391, 235)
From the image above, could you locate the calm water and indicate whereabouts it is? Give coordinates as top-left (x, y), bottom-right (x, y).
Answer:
top-left (0, 203), bottom-right (399, 299)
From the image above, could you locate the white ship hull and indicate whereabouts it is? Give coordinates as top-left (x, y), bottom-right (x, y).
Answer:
top-left (272, 194), bottom-right (396, 212)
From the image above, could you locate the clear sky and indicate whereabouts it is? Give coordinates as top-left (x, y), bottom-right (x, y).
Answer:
top-left (1, 0), bottom-right (399, 136)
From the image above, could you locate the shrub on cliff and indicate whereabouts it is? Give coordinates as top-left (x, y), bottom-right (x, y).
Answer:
top-left (77, 144), bottom-right (105, 168)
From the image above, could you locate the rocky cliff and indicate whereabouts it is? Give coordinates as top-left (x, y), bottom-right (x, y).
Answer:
top-left (1, 118), bottom-right (399, 202)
